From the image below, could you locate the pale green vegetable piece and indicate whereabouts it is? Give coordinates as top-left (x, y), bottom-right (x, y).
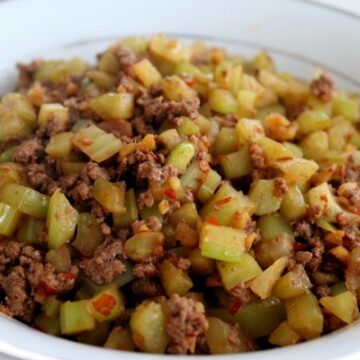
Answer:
top-left (90, 93), bottom-right (134, 120)
top-left (130, 301), bottom-right (169, 353)
top-left (200, 223), bottom-right (246, 262)
top-left (0, 202), bottom-right (21, 236)
top-left (285, 292), bottom-right (323, 340)
top-left (166, 142), bottom-right (195, 172)
top-left (47, 189), bottom-right (79, 249)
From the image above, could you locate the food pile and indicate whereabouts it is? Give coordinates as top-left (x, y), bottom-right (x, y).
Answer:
top-left (0, 34), bottom-right (360, 354)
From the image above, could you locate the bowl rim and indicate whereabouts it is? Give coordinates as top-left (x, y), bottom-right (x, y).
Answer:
top-left (0, 0), bottom-right (360, 359)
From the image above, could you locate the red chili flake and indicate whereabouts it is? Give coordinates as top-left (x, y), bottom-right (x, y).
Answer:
top-left (206, 216), bottom-right (219, 225)
top-left (293, 242), bottom-right (306, 251)
top-left (185, 78), bottom-right (195, 87)
top-left (164, 188), bottom-right (177, 200)
top-left (92, 294), bottom-right (116, 317)
top-left (320, 194), bottom-right (328, 203)
top-left (215, 196), bottom-right (232, 207)
top-left (38, 281), bottom-right (57, 296)
top-left (229, 298), bottom-right (244, 315)
top-left (277, 156), bottom-right (294, 161)
top-left (60, 272), bottom-right (75, 281)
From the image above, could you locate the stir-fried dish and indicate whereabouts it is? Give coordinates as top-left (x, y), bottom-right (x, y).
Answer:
top-left (0, 34), bottom-right (360, 354)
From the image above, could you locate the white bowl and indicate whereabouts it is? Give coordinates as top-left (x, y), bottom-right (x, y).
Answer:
top-left (0, 0), bottom-right (360, 359)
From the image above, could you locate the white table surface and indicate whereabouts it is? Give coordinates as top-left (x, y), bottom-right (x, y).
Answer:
top-left (0, 0), bottom-right (359, 359)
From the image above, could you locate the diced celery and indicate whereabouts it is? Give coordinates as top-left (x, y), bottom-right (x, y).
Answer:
top-left (212, 127), bottom-right (238, 155)
top-left (199, 223), bottom-right (246, 262)
top-left (90, 93), bottom-right (134, 120)
top-left (35, 58), bottom-right (87, 83)
top-left (248, 179), bottom-right (282, 216)
top-left (328, 122), bottom-right (356, 151)
top-left (236, 118), bottom-right (264, 145)
top-left (235, 297), bottom-right (286, 338)
top-left (219, 148), bottom-right (252, 179)
top-left (300, 130), bottom-right (329, 161)
top-left (77, 322), bottom-right (110, 345)
top-left (46, 246), bottom-right (72, 273)
top-left (0, 163), bottom-right (24, 189)
top-left (320, 291), bottom-right (359, 324)
top-left (331, 282), bottom-right (347, 296)
top-left (274, 158), bottom-right (318, 183)
top-left (180, 161), bottom-right (203, 191)
top-left (158, 129), bottom-right (181, 150)
top-left (0, 183), bottom-right (49, 219)
top-left (60, 300), bottom-right (96, 335)
top-left (87, 286), bottom-right (125, 322)
top-left (17, 217), bottom-right (44, 245)
top-left (38, 103), bottom-right (69, 128)
top-left (188, 248), bottom-right (215, 275)
top-left (162, 75), bottom-right (197, 101)
top-left (43, 297), bottom-right (61, 318)
top-left (256, 213), bottom-right (294, 268)
top-left (35, 313), bottom-right (61, 336)
top-left (177, 116), bottom-right (200, 136)
top-left (273, 265), bottom-right (312, 299)
top-left (87, 70), bottom-right (115, 90)
top-left (93, 179), bottom-right (125, 214)
top-left (250, 256), bottom-right (288, 299)
top-left (47, 189), bottom-right (79, 249)
top-left (283, 142), bottom-right (303, 158)
top-left (169, 202), bottom-right (199, 227)
top-left (166, 141), bottom-right (195, 172)
top-left (160, 259), bottom-right (193, 296)
top-left (237, 90), bottom-right (257, 117)
top-left (297, 109), bottom-right (331, 134)
top-left (0, 202), bottom-right (21, 236)
top-left (206, 317), bottom-right (249, 354)
top-left (45, 132), bottom-right (73, 157)
top-left (256, 137), bottom-right (293, 162)
top-left (285, 292), bottom-right (323, 340)
top-left (130, 301), bottom-right (169, 353)
top-left (99, 51), bottom-right (120, 75)
top-left (105, 326), bottom-right (135, 351)
top-left (113, 189), bottom-right (138, 228)
top-left (269, 321), bottom-right (301, 346)
top-left (217, 253), bottom-right (262, 290)
top-left (124, 231), bottom-right (164, 261)
top-left (133, 58), bottom-right (162, 87)
top-left (72, 213), bottom-right (103, 257)
top-left (333, 95), bottom-right (360, 122)
top-left (197, 169), bottom-right (222, 203)
top-left (0, 146), bottom-right (17, 164)
top-left (280, 185), bottom-right (306, 221)
top-left (208, 89), bottom-right (237, 114)
top-left (72, 125), bottom-right (122, 162)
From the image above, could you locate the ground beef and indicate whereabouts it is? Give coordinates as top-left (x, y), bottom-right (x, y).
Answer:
top-left (247, 143), bottom-right (266, 169)
top-left (294, 251), bottom-right (313, 267)
top-left (342, 225), bottom-right (360, 251)
top-left (314, 284), bottom-right (331, 298)
top-left (36, 117), bottom-right (69, 138)
top-left (132, 262), bottom-right (158, 278)
top-left (273, 177), bottom-right (288, 197)
top-left (86, 161), bottom-right (110, 181)
top-left (131, 116), bottom-right (155, 136)
top-left (27, 263), bottom-right (78, 300)
top-left (69, 182), bottom-right (93, 202)
top-left (132, 216), bottom-right (162, 233)
top-left (342, 155), bottom-right (360, 183)
top-left (16, 61), bottom-right (41, 90)
top-left (25, 163), bottom-right (58, 194)
top-left (0, 266), bottom-right (34, 322)
top-left (137, 161), bottom-right (178, 185)
top-left (310, 74), bottom-right (333, 102)
top-left (0, 241), bottom-right (22, 271)
top-left (131, 278), bottom-right (162, 298)
top-left (294, 237), bottom-right (324, 272)
top-left (292, 220), bottom-right (313, 240)
top-left (59, 173), bottom-right (80, 191)
top-left (98, 120), bottom-right (133, 139)
top-left (175, 221), bottom-right (198, 247)
top-left (13, 138), bottom-right (44, 164)
top-left (79, 239), bottom-right (126, 284)
top-left (165, 295), bottom-right (208, 354)
top-left (340, 183), bottom-right (360, 207)
top-left (114, 45), bottom-right (137, 72)
top-left (137, 95), bottom-right (200, 125)
top-left (306, 205), bottom-right (322, 223)
top-left (137, 190), bottom-right (155, 209)
top-left (229, 283), bottom-right (254, 312)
